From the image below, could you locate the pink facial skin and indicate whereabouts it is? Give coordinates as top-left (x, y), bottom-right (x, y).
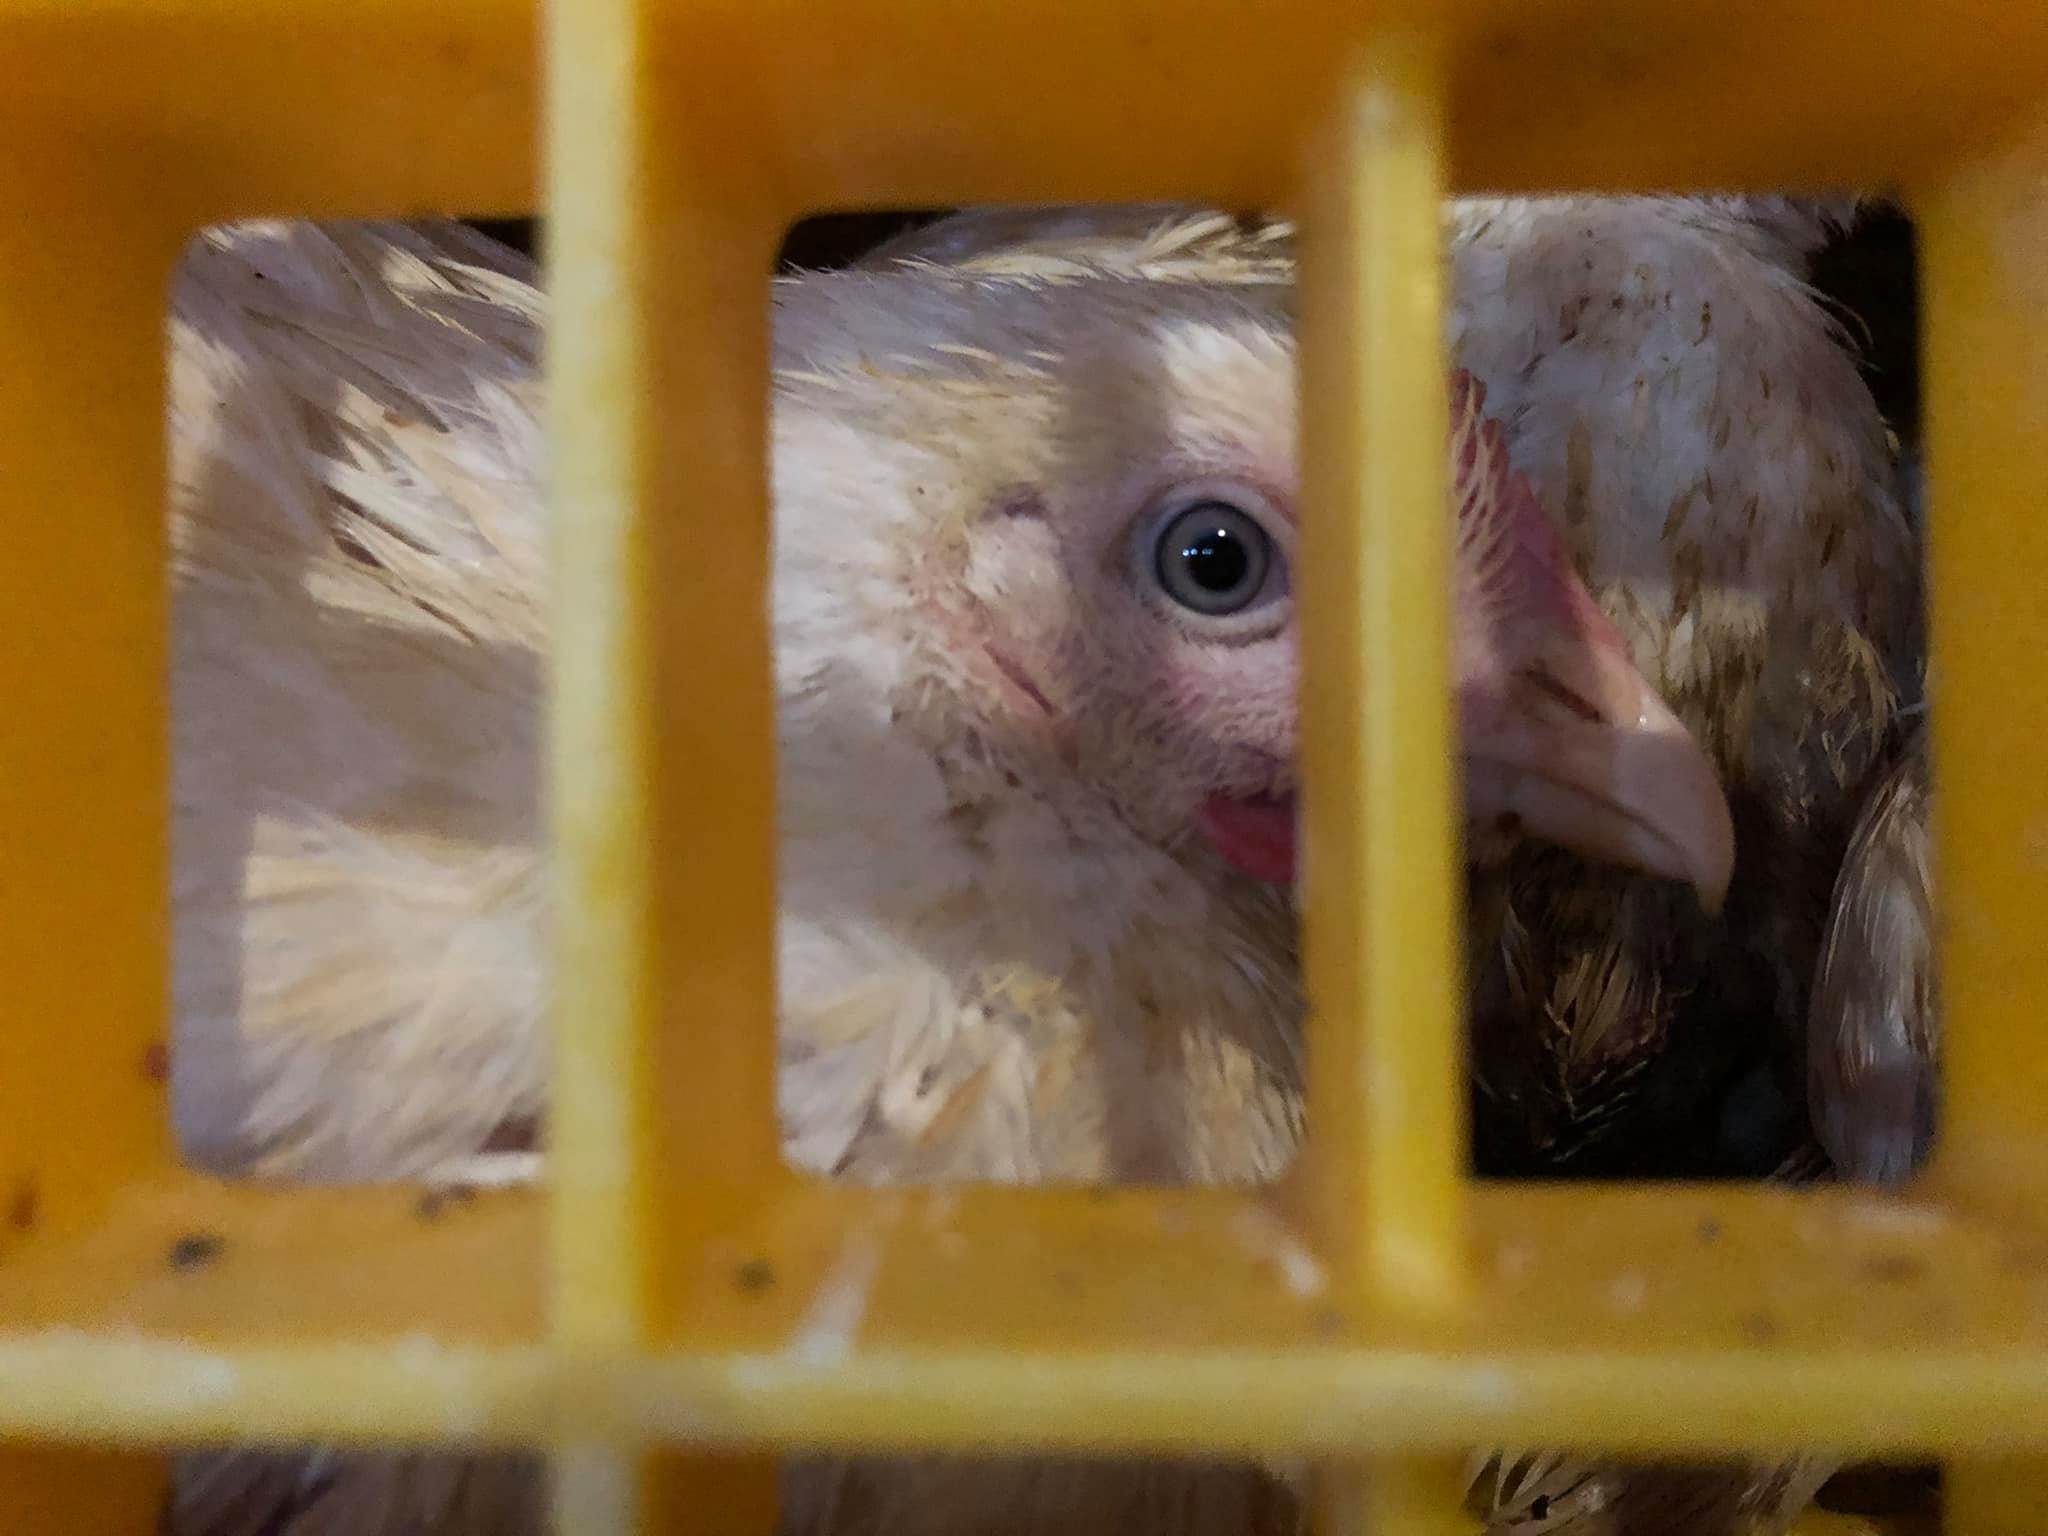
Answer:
top-left (1195, 370), bottom-right (1733, 908)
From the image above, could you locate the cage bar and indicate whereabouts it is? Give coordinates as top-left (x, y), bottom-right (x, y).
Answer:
top-left (1949, 1459), bottom-right (2048, 1536)
top-left (0, 122), bottom-right (194, 1536)
top-left (1918, 98), bottom-right (2048, 1222)
top-left (2, 3), bottom-right (2048, 1536)
top-left (543, 0), bottom-right (664, 1355)
top-left (1319, 1456), bottom-right (1471, 1536)
top-left (1299, 33), bottom-right (1467, 1318)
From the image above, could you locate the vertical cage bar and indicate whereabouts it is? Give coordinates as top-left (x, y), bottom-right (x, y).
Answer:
top-left (546, 0), bottom-right (782, 1527)
top-left (0, 150), bottom-right (182, 1238)
top-left (1916, 101), bottom-right (2048, 1215)
top-left (1299, 33), bottom-right (1467, 1314)
top-left (0, 1444), bottom-right (165, 1536)
top-left (544, 0), bottom-right (785, 1329)
top-left (543, 0), bottom-right (662, 1351)
top-left (0, 144), bottom-right (183, 1535)
top-left (1948, 1460), bottom-right (2048, 1536)
top-left (554, 1446), bottom-right (781, 1536)
top-left (1941, 1458), bottom-right (2048, 1531)
top-left (636, 35), bottom-right (783, 1247)
top-left (1317, 1456), bottom-right (1470, 1536)
top-left (644, 1451), bottom-right (784, 1535)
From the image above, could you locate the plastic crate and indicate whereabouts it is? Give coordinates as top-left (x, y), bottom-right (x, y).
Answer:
top-left (3, 1), bottom-right (2048, 1532)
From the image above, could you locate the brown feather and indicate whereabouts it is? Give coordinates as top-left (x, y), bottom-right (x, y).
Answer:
top-left (1809, 719), bottom-right (1936, 1187)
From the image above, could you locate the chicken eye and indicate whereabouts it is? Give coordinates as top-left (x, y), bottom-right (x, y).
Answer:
top-left (1152, 502), bottom-right (1275, 617)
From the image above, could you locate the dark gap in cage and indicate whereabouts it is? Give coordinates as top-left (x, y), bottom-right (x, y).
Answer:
top-left (462, 216), bottom-right (539, 258)
top-left (1810, 204), bottom-right (1921, 454)
top-left (777, 210), bottom-right (953, 269)
top-left (459, 212), bottom-right (956, 271)
top-left (1818, 1460), bottom-right (1943, 1530)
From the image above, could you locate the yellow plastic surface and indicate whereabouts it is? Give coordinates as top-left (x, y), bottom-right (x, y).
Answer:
top-left (4, 1), bottom-right (2048, 1534)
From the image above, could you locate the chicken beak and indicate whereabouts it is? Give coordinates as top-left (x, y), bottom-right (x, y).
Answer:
top-left (1461, 614), bottom-right (1736, 914)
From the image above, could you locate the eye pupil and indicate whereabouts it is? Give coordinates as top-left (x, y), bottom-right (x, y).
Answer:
top-left (1152, 500), bottom-right (1277, 618)
top-left (1178, 526), bottom-right (1251, 593)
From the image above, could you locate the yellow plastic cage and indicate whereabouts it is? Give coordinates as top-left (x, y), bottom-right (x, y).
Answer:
top-left (4, 0), bottom-right (2048, 1532)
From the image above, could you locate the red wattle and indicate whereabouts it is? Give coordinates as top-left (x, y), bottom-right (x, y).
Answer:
top-left (1196, 793), bottom-right (1297, 885)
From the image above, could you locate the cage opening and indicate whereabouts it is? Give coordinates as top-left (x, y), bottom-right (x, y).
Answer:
top-left (161, 196), bottom-right (1933, 1224)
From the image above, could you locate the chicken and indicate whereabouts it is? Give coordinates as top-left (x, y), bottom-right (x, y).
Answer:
top-left (1450, 198), bottom-right (1919, 1181)
top-left (863, 198), bottom-right (1927, 1536)
top-left (1444, 194), bottom-right (1926, 1536)
top-left (864, 196), bottom-right (1924, 1181)
top-left (163, 217), bottom-right (1730, 1534)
